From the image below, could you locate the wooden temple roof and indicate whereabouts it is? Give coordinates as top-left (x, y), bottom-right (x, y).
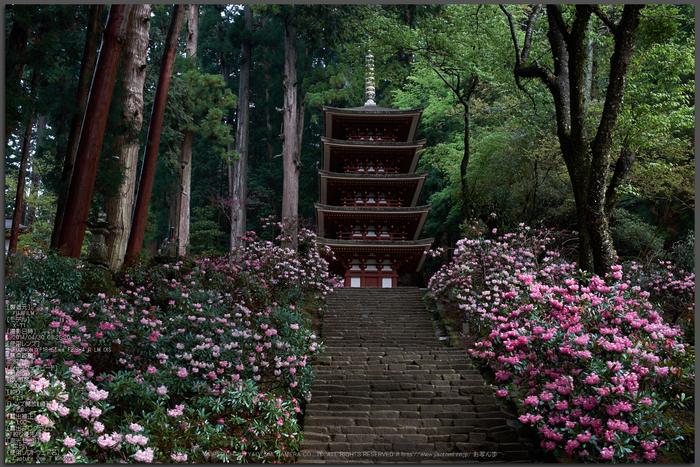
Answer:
top-left (320, 137), bottom-right (426, 174)
top-left (318, 170), bottom-right (428, 208)
top-left (322, 105), bottom-right (423, 142)
top-left (316, 237), bottom-right (434, 273)
top-left (315, 203), bottom-right (431, 241)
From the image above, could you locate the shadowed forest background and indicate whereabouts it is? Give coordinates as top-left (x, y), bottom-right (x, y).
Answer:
top-left (5, 4), bottom-right (694, 280)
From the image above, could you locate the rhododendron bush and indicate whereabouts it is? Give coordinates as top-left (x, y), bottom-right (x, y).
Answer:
top-left (428, 225), bottom-right (694, 462)
top-left (5, 224), bottom-right (338, 463)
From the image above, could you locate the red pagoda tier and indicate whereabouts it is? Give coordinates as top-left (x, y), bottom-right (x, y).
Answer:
top-left (316, 104), bottom-right (433, 288)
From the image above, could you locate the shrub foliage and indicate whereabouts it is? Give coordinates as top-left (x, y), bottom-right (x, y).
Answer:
top-left (5, 224), bottom-right (338, 463)
top-left (428, 225), bottom-right (694, 462)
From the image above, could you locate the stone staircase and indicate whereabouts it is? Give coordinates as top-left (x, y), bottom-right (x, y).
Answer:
top-left (298, 287), bottom-right (531, 463)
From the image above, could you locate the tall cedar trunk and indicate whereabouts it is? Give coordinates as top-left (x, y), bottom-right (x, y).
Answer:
top-left (5, 5), bottom-right (34, 142)
top-left (176, 132), bottom-right (193, 256)
top-left (55, 5), bottom-right (130, 257)
top-left (230, 5), bottom-right (252, 250)
top-left (9, 117), bottom-right (34, 253)
top-left (281, 13), bottom-right (299, 250)
top-left (295, 42), bottom-right (309, 201)
top-left (501, 4), bottom-right (643, 277)
top-left (26, 115), bottom-right (46, 230)
top-left (105, 4), bottom-right (150, 271)
top-left (125, 4), bottom-right (186, 267)
top-left (51, 4), bottom-right (104, 250)
top-left (176, 4), bottom-right (199, 257)
top-left (265, 85), bottom-right (274, 160)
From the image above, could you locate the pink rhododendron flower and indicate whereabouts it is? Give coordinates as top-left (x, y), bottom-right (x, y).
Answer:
top-left (134, 448), bottom-right (154, 463)
top-left (35, 414), bottom-right (53, 427)
top-left (129, 423), bottom-right (143, 432)
top-left (600, 446), bottom-right (615, 460)
top-left (584, 373), bottom-right (600, 385)
top-left (523, 395), bottom-right (539, 406)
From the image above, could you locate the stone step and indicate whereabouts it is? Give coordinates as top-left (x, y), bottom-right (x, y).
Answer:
top-left (300, 287), bottom-right (529, 463)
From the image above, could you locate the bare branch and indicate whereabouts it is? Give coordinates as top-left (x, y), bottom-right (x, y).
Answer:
top-left (521, 4), bottom-right (543, 63)
top-left (591, 5), bottom-right (618, 34)
top-left (604, 146), bottom-right (637, 218)
top-left (431, 65), bottom-right (461, 101)
top-left (500, 4), bottom-right (551, 107)
top-left (499, 4), bottom-right (522, 64)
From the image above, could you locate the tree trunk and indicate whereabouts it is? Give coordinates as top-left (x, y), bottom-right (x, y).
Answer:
top-left (230, 5), bottom-right (252, 250)
top-left (460, 109), bottom-right (470, 218)
top-left (281, 12), bottom-right (300, 250)
top-left (105, 4), bottom-right (150, 271)
top-left (265, 84), bottom-right (275, 160)
top-left (585, 6), bottom-right (642, 276)
top-left (50, 4), bottom-right (104, 250)
top-left (429, 67), bottom-right (478, 220)
top-left (8, 117), bottom-right (34, 253)
top-left (125, 4), bottom-right (186, 267)
top-left (55, 5), bottom-right (130, 258)
top-left (176, 132), bottom-right (193, 257)
top-left (176, 4), bottom-right (199, 258)
top-left (26, 115), bottom-right (46, 231)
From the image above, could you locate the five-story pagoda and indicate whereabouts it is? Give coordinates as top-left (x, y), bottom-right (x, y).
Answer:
top-left (315, 55), bottom-right (433, 287)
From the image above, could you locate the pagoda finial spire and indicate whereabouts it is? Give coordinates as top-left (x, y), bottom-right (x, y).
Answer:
top-left (365, 52), bottom-right (376, 106)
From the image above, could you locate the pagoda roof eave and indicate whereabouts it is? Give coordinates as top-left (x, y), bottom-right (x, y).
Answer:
top-left (322, 105), bottom-right (424, 115)
top-left (317, 238), bottom-right (434, 247)
top-left (322, 106), bottom-right (423, 142)
top-left (317, 237), bottom-right (434, 273)
top-left (318, 170), bottom-right (429, 180)
top-left (320, 136), bottom-right (427, 148)
top-left (315, 203), bottom-right (431, 214)
top-left (318, 170), bottom-right (428, 207)
top-left (315, 204), bottom-right (431, 241)
top-left (321, 137), bottom-right (425, 174)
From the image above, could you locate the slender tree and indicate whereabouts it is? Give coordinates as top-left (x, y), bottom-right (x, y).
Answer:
top-left (26, 115), bottom-right (46, 230)
top-left (500, 4), bottom-right (644, 277)
top-left (281, 7), bottom-right (300, 250)
top-left (176, 4), bottom-right (199, 257)
top-left (125, 4), bottom-right (187, 266)
top-left (105, 4), bottom-right (151, 271)
top-left (50, 4), bottom-right (104, 250)
top-left (8, 115), bottom-right (35, 253)
top-left (230, 5), bottom-right (252, 250)
top-left (55, 5), bottom-right (131, 257)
